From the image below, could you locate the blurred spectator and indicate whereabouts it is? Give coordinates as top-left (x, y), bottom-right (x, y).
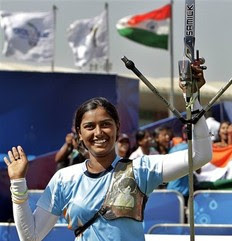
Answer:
top-left (168, 125), bottom-right (188, 153)
top-left (55, 131), bottom-right (89, 171)
top-left (195, 121), bottom-right (232, 185)
top-left (152, 126), bottom-right (172, 154)
top-left (116, 133), bottom-right (131, 158)
top-left (206, 116), bottom-right (220, 142)
top-left (213, 121), bottom-right (232, 147)
top-left (129, 130), bottom-right (158, 160)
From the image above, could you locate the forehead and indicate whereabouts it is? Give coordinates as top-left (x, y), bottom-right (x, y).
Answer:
top-left (221, 123), bottom-right (229, 128)
top-left (81, 106), bottom-right (113, 123)
top-left (158, 129), bottom-right (169, 136)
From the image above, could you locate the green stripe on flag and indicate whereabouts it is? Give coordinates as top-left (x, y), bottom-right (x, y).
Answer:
top-left (198, 179), bottom-right (232, 190)
top-left (117, 27), bottom-right (168, 50)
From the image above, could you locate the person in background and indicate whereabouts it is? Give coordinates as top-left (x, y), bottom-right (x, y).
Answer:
top-left (129, 129), bottom-right (158, 160)
top-left (152, 126), bottom-right (172, 154)
top-left (195, 121), bottom-right (232, 186)
top-left (3, 63), bottom-right (212, 241)
top-left (213, 121), bottom-right (232, 147)
top-left (55, 130), bottom-right (89, 171)
top-left (116, 133), bottom-right (131, 158)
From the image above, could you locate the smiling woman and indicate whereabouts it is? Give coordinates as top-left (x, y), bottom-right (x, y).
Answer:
top-left (4, 66), bottom-right (212, 241)
top-left (75, 97), bottom-right (120, 173)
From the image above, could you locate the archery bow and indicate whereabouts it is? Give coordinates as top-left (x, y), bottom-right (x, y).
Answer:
top-left (121, 2), bottom-right (232, 239)
top-left (179, 1), bottom-right (197, 241)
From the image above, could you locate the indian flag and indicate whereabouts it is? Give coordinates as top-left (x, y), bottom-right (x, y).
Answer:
top-left (116, 4), bottom-right (171, 50)
top-left (195, 145), bottom-right (232, 182)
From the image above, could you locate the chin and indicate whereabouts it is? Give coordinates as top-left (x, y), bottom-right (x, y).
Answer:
top-left (93, 149), bottom-right (116, 158)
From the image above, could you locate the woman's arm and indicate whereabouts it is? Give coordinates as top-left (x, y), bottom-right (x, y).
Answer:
top-left (11, 179), bottom-right (59, 241)
top-left (4, 148), bottom-right (59, 241)
top-left (162, 98), bottom-right (212, 183)
top-left (55, 133), bottom-right (74, 163)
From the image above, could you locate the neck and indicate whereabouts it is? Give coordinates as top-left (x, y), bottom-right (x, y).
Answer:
top-left (159, 145), bottom-right (168, 154)
top-left (87, 153), bottom-right (116, 174)
top-left (141, 146), bottom-right (150, 155)
top-left (118, 150), bottom-right (127, 158)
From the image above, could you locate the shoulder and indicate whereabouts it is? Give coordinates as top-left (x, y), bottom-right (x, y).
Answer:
top-left (54, 161), bottom-right (86, 183)
top-left (132, 154), bottom-right (163, 172)
top-left (169, 142), bottom-right (188, 153)
top-left (132, 155), bottom-right (163, 194)
top-left (129, 147), bottom-right (142, 159)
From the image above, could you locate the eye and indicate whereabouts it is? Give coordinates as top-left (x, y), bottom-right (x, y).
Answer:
top-left (83, 123), bottom-right (95, 130)
top-left (101, 121), bottom-right (112, 128)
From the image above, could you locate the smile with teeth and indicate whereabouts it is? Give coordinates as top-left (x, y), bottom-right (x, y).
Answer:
top-left (93, 139), bottom-right (107, 145)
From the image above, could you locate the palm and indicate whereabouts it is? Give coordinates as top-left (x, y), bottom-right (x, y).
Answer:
top-left (4, 146), bottom-right (28, 180)
top-left (8, 158), bottom-right (28, 179)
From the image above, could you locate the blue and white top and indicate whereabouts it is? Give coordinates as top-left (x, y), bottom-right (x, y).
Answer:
top-left (37, 155), bottom-right (163, 241)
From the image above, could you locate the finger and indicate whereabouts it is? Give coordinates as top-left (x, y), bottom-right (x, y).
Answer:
top-left (17, 146), bottom-right (27, 161)
top-left (8, 150), bottom-right (16, 162)
top-left (4, 157), bottom-right (11, 166)
top-left (192, 64), bottom-right (203, 71)
top-left (12, 146), bottom-right (20, 160)
top-left (192, 67), bottom-right (203, 75)
top-left (192, 74), bottom-right (202, 80)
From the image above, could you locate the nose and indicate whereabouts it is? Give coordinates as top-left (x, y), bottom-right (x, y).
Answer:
top-left (95, 125), bottom-right (103, 136)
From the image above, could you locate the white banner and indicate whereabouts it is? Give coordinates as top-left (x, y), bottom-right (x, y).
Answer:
top-left (67, 10), bottom-right (108, 67)
top-left (0, 11), bottom-right (54, 62)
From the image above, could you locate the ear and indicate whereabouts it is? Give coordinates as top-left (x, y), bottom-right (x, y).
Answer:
top-left (138, 139), bottom-right (143, 146)
top-left (116, 124), bottom-right (120, 141)
top-left (77, 128), bottom-right (83, 141)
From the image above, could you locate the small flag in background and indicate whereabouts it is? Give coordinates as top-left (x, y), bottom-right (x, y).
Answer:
top-left (116, 4), bottom-right (171, 50)
top-left (0, 11), bottom-right (54, 62)
top-left (67, 10), bottom-right (108, 68)
top-left (195, 145), bottom-right (232, 182)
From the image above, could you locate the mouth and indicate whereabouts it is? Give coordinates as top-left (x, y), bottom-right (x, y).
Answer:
top-left (93, 139), bottom-right (107, 146)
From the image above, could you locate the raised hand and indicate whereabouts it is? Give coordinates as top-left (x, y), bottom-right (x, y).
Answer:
top-left (65, 133), bottom-right (74, 145)
top-left (179, 63), bottom-right (206, 93)
top-left (4, 146), bottom-right (28, 180)
top-left (191, 64), bottom-right (206, 89)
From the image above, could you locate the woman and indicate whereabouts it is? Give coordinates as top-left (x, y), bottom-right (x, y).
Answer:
top-left (116, 133), bottom-right (131, 158)
top-left (4, 65), bottom-right (212, 241)
top-left (213, 121), bottom-right (232, 147)
top-left (129, 129), bottom-right (158, 159)
top-left (195, 120), bottom-right (232, 183)
top-left (152, 126), bottom-right (173, 154)
top-left (55, 130), bottom-right (89, 171)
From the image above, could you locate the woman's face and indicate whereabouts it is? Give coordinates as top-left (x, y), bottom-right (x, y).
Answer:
top-left (78, 106), bottom-right (118, 159)
top-left (156, 130), bottom-right (171, 148)
top-left (139, 131), bottom-right (152, 148)
top-left (117, 139), bottom-right (130, 152)
top-left (219, 122), bottom-right (229, 142)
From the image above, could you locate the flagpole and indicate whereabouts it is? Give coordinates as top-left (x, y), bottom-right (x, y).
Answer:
top-left (51, 5), bottom-right (57, 72)
top-left (169, 0), bottom-right (174, 117)
top-left (104, 2), bottom-right (110, 73)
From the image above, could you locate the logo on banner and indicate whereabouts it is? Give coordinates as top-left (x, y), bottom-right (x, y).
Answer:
top-left (13, 22), bottom-right (50, 47)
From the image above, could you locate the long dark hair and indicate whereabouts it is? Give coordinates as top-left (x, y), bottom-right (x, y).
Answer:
top-left (152, 126), bottom-right (172, 154)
